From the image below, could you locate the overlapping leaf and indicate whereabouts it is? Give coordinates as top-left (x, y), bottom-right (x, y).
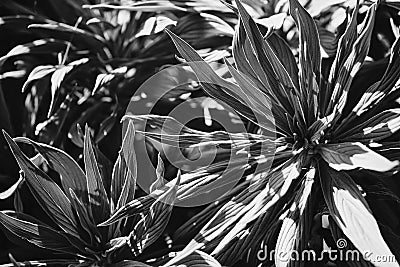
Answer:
top-left (3, 131), bottom-right (81, 238)
top-left (111, 120), bottom-right (137, 212)
top-left (13, 137), bottom-right (88, 203)
top-left (0, 211), bottom-right (78, 255)
top-left (319, 161), bottom-right (397, 267)
top-left (83, 126), bottom-right (110, 224)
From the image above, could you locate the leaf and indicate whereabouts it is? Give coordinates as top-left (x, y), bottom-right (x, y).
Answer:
top-left (0, 70), bottom-right (26, 80)
top-left (233, 0), bottom-right (304, 131)
top-left (289, 0), bottom-right (321, 82)
top-left (0, 175), bottom-right (24, 200)
top-left (13, 137), bottom-right (88, 204)
top-left (92, 67), bottom-right (126, 94)
top-left (167, 250), bottom-right (222, 267)
top-left (173, 13), bottom-right (234, 43)
top-left (135, 15), bottom-right (177, 38)
top-left (68, 97), bottom-right (116, 147)
top-left (0, 211), bottom-right (78, 255)
top-left (265, 33), bottom-right (299, 89)
top-left (327, 217), bottom-right (376, 267)
top-left (34, 92), bottom-right (77, 146)
top-left (111, 120), bottom-right (137, 212)
top-left (224, 59), bottom-right (275, 131)
top-left (275, 166), bottom-right (314, 267)
top-left (0, 258), bottom-right (80, 267)
top-left (318, 26), bottom-right (338, 58)
top-left (28, 23), bottom-right (107, 57)
top-left (110, 261), bottom-right (151, 267)
top-left (319, 161), bottom-right (397, 267)
top-left (337, 109), bottom-right (400, 142)
top-left (351, 35), bottom-right (400, 117)
top-left (237, 0), bottom-right (298, 95)
top-left (0, 15), bottom-right (44, 31)
top-left (8, 253), bottom-right (20, 267)
top-left (320, 142), bottom-right (399, 172)
top-left (21, 65), bottom-right (56, 93)
top-left (255, 13), bottom-right (286, 30)
top-left (323, 1), bottom-right (360, 114)
top-left (69, 189), bottom-right (100, 246)
top-left (83, 126), bottom-right (110, 224)
top-left (99, 168), bottom-right (188, 227)
top-left (165, 158), bottom-right (303, 266)
top-left (0, 39), bottom-right (69, 67)
top-left (129, 171), bottom-right (181, 255)
top-left (149, 154), bottom-right (165, 193)
top-left (165, 28), bottom-right (275, 132)
top-left (122, 114), bottom-right (271, 152)
top-left (3, 131), bottom-right (80, 238)
top-left (13, 190), bottom-right (23, 213)
top-left (326, 3), bottom-right (377, 117)
top-left (48, 58), bottom-right (89, 116)
top-left (84, 0), bottom-right (231, 13)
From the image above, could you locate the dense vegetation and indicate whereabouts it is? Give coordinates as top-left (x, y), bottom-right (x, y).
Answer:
top-left (1, 0), bottom-right (400, 266)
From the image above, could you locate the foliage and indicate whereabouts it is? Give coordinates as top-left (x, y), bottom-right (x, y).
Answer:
top-left (0, 123), bottom-right (220, 266)
top-left (113, 0), bottom-right (400, 266)
top-left (0, 0), bottom-right (234, 152)
top-left (1, 0), bottom-right (400, 267)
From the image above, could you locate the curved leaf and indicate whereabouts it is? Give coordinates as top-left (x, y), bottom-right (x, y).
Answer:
top-left (48, 58), bottom-right (89, 116)
top-left (320, 142), bottom-right (399, 172)
top-left (275, 166), bottom-right (314, 267)
top-left (22, 65), bottom-right (56, 93)
top-left (326, 3), bottom-right (377, 117)
top-left (0, 211), bottom-right (78, 255)
top-left (129, 171), bottom-right (180, 255)
top-left (167, 250), bottom-right (221, 267)
top-left (0, 175), bottom-right (24, 200)
top-left (3, 131), bottom-right (80, 238)
top-left (28, 23), bottom-right (107, 57)
top-left (110, 261), bottom-right (151, 267)
top-left (111, 120), bottom-right (137, 212)
top-left (338, 109), bottom-right (400, 142)
top-left (0, 39), bottom-right (69, 67)
top-left (83, 126), bottom-right (110, 224)
top-left (319, 161), bottom-right (397, 267)
top-left (13, 137), bottom-right (88, 204)
top-left (289, 0), bottom-right (321, 82)
top-left (84, 0), bottom-right (231, 13)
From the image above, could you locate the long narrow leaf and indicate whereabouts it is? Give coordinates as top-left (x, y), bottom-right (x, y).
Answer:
top-left (319, 162), bottom-right (397, 267)
top-left (83, 126), bottom-right (110, 224)
top-left (3, 131), bottom-right (80, 238)
top-left (0, 211), bottom-right (78, 255)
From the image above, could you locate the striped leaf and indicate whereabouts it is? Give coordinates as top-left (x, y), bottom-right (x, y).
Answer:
top-left (0, 39), bottom-right (69, 67)
top-left (326, 3), bottom-right (377, 118)
top-left (165, 158), bottom-right (303, 266)
top-left (337, 109), bottom-right (400, 142)
top-left (319, 162), bottom-right (397, 267)
top-left (83, 126), bottom-right (110, 224)
top-left (275, 166), bottom-right (314, 267)
top-left (0, 211), bottom-right (78, 255)
top-left (320, 142), bottom-right (399, 172)
top-left (3, 131), bottom-right (80, 238)
top-left (129, 171), bottom-right (181, 255)
top-left (13, 137), bottom-right (88, 204)
top-left (111, 120), bottom-right (137, 212)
